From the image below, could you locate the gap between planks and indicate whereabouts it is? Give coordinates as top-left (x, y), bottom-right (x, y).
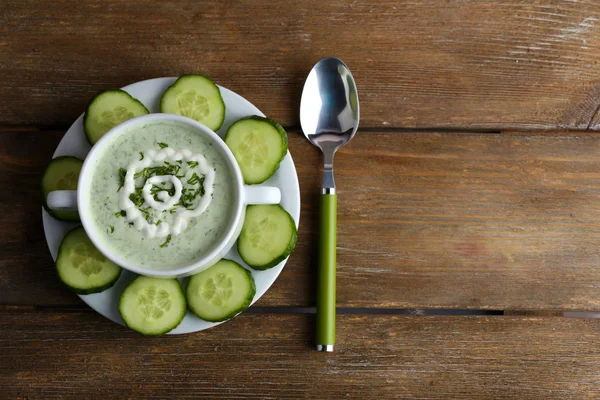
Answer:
top-left (3, 305), bottom-right (598, 317)
top-left (3, 125), bottom-right (600, 135)
top-left (1, 125), bottom-right (502, 133)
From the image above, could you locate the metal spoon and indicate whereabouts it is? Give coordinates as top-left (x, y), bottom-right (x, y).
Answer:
top-left (300, 57), bottom-right (360, 352)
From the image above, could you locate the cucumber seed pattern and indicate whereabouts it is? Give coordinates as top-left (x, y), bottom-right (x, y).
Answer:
top-left (249, 216), bottom-right (277, 252)
top-left (238, 131), bottom-right (268, 167)
top-left (176, 91), bottom-right (209, 121)
top-left (138, 286), bottom-right (172, 320)
top-left (97, 106), bottom-right (135, 132)
top-left (201, 273), bottom-right (233, 307)
top-left (71, 243), bottom-right (105, 276)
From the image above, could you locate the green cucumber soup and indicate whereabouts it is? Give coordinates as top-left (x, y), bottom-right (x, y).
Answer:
top-left (88, 120), bottom-right (235, 269)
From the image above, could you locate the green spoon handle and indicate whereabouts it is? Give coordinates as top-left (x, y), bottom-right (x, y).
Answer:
top-left (317, 193), bottom-right (337, 351)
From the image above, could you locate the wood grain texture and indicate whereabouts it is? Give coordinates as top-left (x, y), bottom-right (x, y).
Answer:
top-left (6, 128), bottom-right (600, 310)
top-left (2, 0), bottom-right (600, 130)
top-left (1, 312), bottom-right (600, 399)
top-left (332, 129), bottom-right (600, 311)
top-left (589, 105), bottom-right (600, 130)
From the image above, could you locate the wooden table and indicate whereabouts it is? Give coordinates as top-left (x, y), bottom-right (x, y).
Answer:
top-left (3, 1), bottom-right (600, 398)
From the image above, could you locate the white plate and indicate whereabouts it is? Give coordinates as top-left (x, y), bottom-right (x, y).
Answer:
top-left (42, 77), bottom-right (300, 334)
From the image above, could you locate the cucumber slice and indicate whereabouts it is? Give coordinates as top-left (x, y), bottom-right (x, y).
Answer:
top-left (84, 89), bottom-right (149, 144)
top-left (56, 227), bottom-right (121, 294)
top-left (160, 75), bottom-right (226, 131)
top-left (120, 276), bottom-right (186, 336)
top-left (186, 259), bottom-right (256, 322)
top-left (41, 156), bottom-right (83, 221)
top-left (238, 205), bottom-right (297, 270)
top-left (225, 116), bottom-right (288, 184)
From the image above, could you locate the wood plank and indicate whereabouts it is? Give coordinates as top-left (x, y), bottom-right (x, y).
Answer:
top-left (1, 312), bottom-right (600, 399)
top-left (0, 129), bottom-right (76, 305)
top-left (6, 128), bottom-right (600, 310)
top-left (332, 129), bottom-right (600, 310)
top-left (2, 0), bottom-right (600, 130)
top-left (589, 106), bottom-right (600, 130)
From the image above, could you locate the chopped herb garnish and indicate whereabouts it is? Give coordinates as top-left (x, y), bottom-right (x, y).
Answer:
top-left (138, 206), bottom-right (153, 223)
top-left (160, 234), bottom-right (171, 248)
top-left (150, 184), bottom-right (175, 201)
top-left (117, 155), bottom-right (209, 225)
top-left (113, 210), bottom-right (127, 218)
top-left (129, 188), bottom-right (144, 208)
top-left (108, 225), bottom-right (114, 233)
top-left (118, 168), bottom-right (127, 191)
top-left (179, 190), bottom-right (192, 208)
top-left (134, 164), bottom-right (181, 180)
top-left (157, 142), bottom-right (169, 148)
top-left (187, 172), bottom-right (203, 186)
top-left (176, 181), bottom-right (206, 209)
top-left (133, 169), bottom-right (146, 180)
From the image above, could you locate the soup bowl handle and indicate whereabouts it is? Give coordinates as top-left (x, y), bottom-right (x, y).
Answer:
top-left (47, 190), bottom-right (78, 210)
top-left (243, 185), bottom-right (281, 205)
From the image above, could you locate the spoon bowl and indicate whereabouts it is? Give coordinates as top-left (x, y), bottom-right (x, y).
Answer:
top-left (301, 58), bottom-right (360, 159)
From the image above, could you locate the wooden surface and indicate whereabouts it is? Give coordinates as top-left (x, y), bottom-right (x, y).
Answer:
top-left (2, 0), bottom-right (600, 130)
top-left (6, 128), bottom-right (600, 311)
top-left (3, 312), bottom-right (600, 399)
top-left (3, 0), bottom-right (600, 398)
